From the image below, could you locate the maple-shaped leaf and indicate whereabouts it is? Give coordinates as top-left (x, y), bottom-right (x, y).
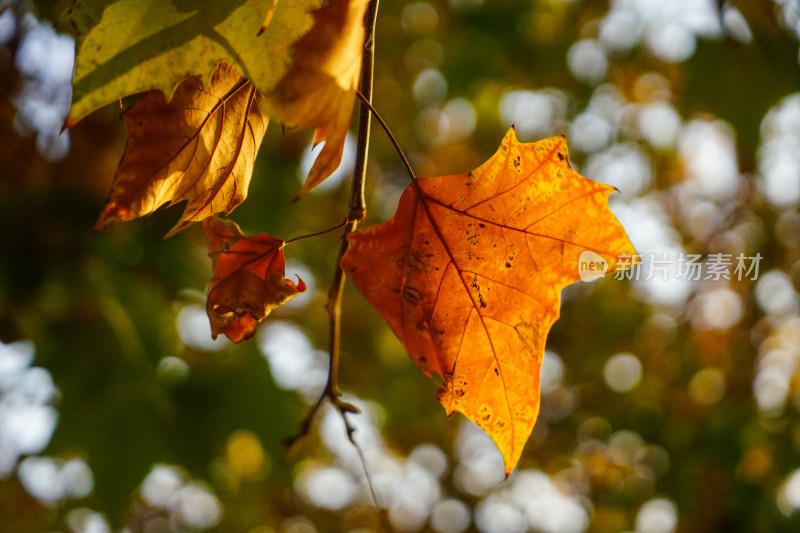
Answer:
top-left (204, 217), bottom-right (306, 343)
top-left (341, 128), bottom-right (637, 475)
top-left (94, 62), bottom-right (268, 237)
top-left (64, 0), bottom-right (323, 124)
top-left (265, 0), bottom-right (369, 195)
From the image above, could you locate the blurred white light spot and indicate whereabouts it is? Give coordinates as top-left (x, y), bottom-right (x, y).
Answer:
top-left (18, 456), bottom-right (64, 504)
top-left (475, 499), bottom-right (526, 533)
top-left (13, 13), bottom-right (74, 161)
top-left (763, 157), bottom-right (800, 209)
top-left (540, 351), bottom-right (565, 394)
top-left (635, 497), bottom-right (678, 533)
top-left (141, 465), bottom-right (183, 506)
top-left (0, 10), bottom-right (15, 47)
top-left (318, 399), bottom-right (386, 470)
top-left (753, 367), bottom-right (790, 417)
top-left (454, 420), bottom-right (505, 496)
top-left (599, 8), bottom-right (642, 52)
top-left (430, 499), bottom-right (471, 533)
top-left (298, 132), bottom-right (355, 193)
top-left (0, 339), bottom-right (34, 383)
top-left (755, 270), bottom-right (799, 315)
top-left (604, 353), bottom-right (643, 393)
top-left (690, 288), bottom-right (743, 331)
top-left (645, 23), bottom-right (696, 62)
top-left (498, 89), bottom-right (567, 138)
top-left (36, 131), bottom-right (71, 162)
top-left (607, 199), bottom-right (695, 307)
top-left (441, 98), bottom-right (477, 142)
top-left (584, 143), bottom-right (652, 197)
top-left (778, 468), bottom-right (800, 516)
top-left (17, 456), bottom-right (92, 506)
top-left (569, 112), bottom-right (613, 153)
top-left (176, 482), bottom-right (222, 529)
top-left (176, 304), bottom-right (231, 352)
top-left (0, 339), bottom-right (61, 478)
top-left (139, 464), bottom-right (222, 529)
top-left (408, 443), bottom-right (448, 479)
top-left (638, 102), bottom-right (682, 149)
top-left (722, 4), bottom-right (753, 43)
top-left (16, 15), bottom-right (74, 82)
top-left (300, 466), bottom-right (356, 510)
top-left (66, 508), bottom-right (111, 533)
top-left (679, 119), bottom-right (741, 200)
top-left (258, 321), bottom-right (324, 395)
top-left (413, 69), bottom-right (448, 106)
top-left (567, 39), bottom-right (608, 84)
top-left (512, 469), bottom-right (589, 533)
top-left (18, 366), bottom-right (57, 404)
top-left (758, 93), bottom-right (800, 208)
top-left (400, 462), bottom-right (441, 511)
top-left (2, 404), bottom-right (59, 455)
top-left (390, 497), bottom-right (430, 532)
top-left (597, 0), bottom-right (721, 63)
top-left (61, 458), bottom-right (95, 499)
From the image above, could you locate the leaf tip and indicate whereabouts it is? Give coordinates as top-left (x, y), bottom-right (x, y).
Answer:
top-left (292, 275), bottom-right (307, 293)
top-left (61, 116), bottom-right (76, 133)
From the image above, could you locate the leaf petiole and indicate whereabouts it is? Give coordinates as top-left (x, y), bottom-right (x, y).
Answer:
top-left (283, 219), bottom-right (348, 245)
top-left (356, 89), bottom-right (418, 182)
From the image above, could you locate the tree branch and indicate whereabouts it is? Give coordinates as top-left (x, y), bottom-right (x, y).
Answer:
top-left (285, 0), bottom-right (386, 521)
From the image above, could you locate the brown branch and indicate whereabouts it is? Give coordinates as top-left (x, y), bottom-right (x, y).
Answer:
top-left (284, 0), bottom-right (388, 524)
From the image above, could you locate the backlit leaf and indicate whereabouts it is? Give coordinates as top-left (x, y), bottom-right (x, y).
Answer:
top-left (94, 62), bottom-right (268, 237)
top-left (265, 0), bottom-right (369, 195)
top-left (64, 0), bottom-right (322, 124)
top-left (341, 128), bottom-right (637, 474)
top-left (204, 217), bottom-right (306, 343)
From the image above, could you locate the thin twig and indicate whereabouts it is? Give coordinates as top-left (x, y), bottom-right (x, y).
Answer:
top-left (283, 219), bottom-right (348, 245)
top-left (285, 0), bottom-right (388, 526)
top-left (356, 89), bottom-right (417, 182)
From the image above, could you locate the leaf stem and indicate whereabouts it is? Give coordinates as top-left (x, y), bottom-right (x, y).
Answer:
top-left (356, 89), bottom-right (418, 182)
top-left (283, 219), bottom-right (348, 245)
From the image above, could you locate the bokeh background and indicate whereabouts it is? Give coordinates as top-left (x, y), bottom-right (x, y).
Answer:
top-left (2, 0), bottom-right (800, 531)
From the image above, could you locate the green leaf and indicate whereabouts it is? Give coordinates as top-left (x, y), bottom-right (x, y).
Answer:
top-left (63, 0), bottom-right (323, 124)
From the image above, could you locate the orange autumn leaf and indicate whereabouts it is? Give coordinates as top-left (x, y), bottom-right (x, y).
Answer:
top-left (341, 128), bottom-right (637, 475)
top-left (204, 217), bottom-right (306, 343)
top-left (266, 0), bottom-right (369, 196)
top-left (95, 62), bottom-right (269, 238)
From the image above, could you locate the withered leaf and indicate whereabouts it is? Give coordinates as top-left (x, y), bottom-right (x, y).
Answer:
top-left (95, 61), bottom-right (269, 237)
top-left (341, 128), bottom-right (637, 474)
top-left (266, 0), bottom-right (369, 196)
top-left (204, 217), bottom-right (306, 343)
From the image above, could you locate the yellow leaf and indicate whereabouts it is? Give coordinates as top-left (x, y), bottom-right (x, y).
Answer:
top-left (94, 62), bottom-right (268, 237)
top-left (341, 128), bottom-right (638, 475)
top-left (266, 0), bottom-right (370, 196)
